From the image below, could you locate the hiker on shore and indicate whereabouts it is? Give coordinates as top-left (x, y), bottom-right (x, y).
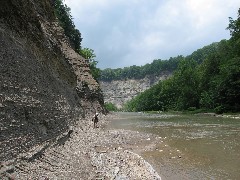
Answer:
top-left (92, 113), bottom-right (99, 128)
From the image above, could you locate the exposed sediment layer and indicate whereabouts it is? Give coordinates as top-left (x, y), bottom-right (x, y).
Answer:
top-left (0, 0), bottom-right (105, 162)
top-left (100, 73), bottom-right (171, 109)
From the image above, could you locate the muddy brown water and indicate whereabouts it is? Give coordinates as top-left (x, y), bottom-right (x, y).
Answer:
top-left (108, 112), bottom-right (240, 180)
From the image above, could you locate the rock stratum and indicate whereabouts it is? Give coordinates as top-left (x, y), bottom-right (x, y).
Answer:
top-left (100, 73), bottom-right (171, 109)
top-left (0, 0), bottom-right (105, 162)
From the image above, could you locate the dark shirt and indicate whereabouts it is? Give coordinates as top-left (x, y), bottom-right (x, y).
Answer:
top-left (93, 115), bottom-right (98, 123)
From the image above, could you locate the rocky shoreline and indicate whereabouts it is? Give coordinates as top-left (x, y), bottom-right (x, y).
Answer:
top-left (1, 113), bottom-right (161, 179)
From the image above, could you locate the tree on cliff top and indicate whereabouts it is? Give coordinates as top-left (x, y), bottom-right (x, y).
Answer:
top-left (54, 1), bottom-right (101, 81)
top-left (79, 48), bottom-right (101, 81)
top-left (54, 0), bottom-right (82, 51)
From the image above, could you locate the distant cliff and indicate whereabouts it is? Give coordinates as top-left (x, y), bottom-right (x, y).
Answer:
top-left (0, 0), bottom-right (105, 161)
top-left (100, 72), bottom-right (171, 109)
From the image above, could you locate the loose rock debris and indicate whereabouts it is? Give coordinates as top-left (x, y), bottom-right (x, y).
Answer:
top-left (1, 114), bottom-right (161, 179)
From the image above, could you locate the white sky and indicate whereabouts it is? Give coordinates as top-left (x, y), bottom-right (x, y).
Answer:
top-left (64, 0), bottom-right (240, 69)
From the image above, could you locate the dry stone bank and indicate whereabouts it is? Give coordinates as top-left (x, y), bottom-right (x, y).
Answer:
top-left (2, 114), bottom-right (161, 179)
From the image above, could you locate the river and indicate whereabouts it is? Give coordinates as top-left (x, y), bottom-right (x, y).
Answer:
top-left (108, 112), bottom-right (240, 180)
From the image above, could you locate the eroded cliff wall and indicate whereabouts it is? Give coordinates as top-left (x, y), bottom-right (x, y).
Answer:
top-left (100, 73), bottom-right (171, 109)
top-left (0, 0), bottom-right (105, 161)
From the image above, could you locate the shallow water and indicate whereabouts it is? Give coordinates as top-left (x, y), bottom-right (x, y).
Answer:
top-left (109, 112), bottom-right (240, 180)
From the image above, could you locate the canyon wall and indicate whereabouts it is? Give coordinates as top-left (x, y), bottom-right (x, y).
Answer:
top-left (0, 0), bottom-right (105, 161)
top-left (100, 73), bottom-right (171, 109)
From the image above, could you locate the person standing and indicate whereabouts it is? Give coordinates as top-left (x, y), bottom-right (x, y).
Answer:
top-left (92, 113), bottom-right (99, 128)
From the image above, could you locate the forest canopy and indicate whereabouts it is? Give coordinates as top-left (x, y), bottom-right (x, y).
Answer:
top-left (99, 41), bottom-right (221, 82)
top-left (100, 56), bottom-right (182, 81)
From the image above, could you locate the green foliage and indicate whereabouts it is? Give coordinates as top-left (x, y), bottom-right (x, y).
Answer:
top-left (124, 8), bottom-right (240, 113)
top-left (79, 48), bottom-right (101, 80)
top-left (79, 48), bottom-right (96, 60)
top-left (172, 58), bottom-right (200, 110)
top-left (215, 57), bottom-right (240, 112)
top-left (199, 91), bottom-right (215, 109)
top-left (227, 9), bottom-right (240, 43)
top-left (100, 56), bottom-right (182, 81)
top-left (54, 0), bottom-right (82, 51)
top-left (185, 42), bottom-right (219, 64)
top-left (125, 58), bottom-right (201, 112)
top-left (54, 1), bottom-right (101, 81)
top-left (125, 82), bottom-right (164, 112)
top-left (227, 8), bottom-right (240, 61)
top-left (104, 102), bottom-right (118, 111)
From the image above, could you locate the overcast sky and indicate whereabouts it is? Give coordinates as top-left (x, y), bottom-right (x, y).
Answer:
top-left (64, 0), bottom-right (239, 69)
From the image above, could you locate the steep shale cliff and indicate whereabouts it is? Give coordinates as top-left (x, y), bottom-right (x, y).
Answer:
top-left (100, 73), bottom-right (171, 109)
top-left (0, 0), bottom-right (105, 161)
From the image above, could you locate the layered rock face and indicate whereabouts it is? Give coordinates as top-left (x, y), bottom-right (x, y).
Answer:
top-left (0, 0), bottom-right (105, 161)
top-left (100, 73), bottom-right (171, 109)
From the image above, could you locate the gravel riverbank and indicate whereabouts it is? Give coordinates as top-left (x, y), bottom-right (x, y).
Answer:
top-left (2, 113), bottom-right (162, 179)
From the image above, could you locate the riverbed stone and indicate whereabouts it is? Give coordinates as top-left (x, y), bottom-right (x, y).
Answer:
top-left (10, 114), bottom-right (162, 179)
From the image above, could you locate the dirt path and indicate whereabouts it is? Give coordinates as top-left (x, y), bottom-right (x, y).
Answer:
top-left (2, 114), bottom-right (161, 179)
